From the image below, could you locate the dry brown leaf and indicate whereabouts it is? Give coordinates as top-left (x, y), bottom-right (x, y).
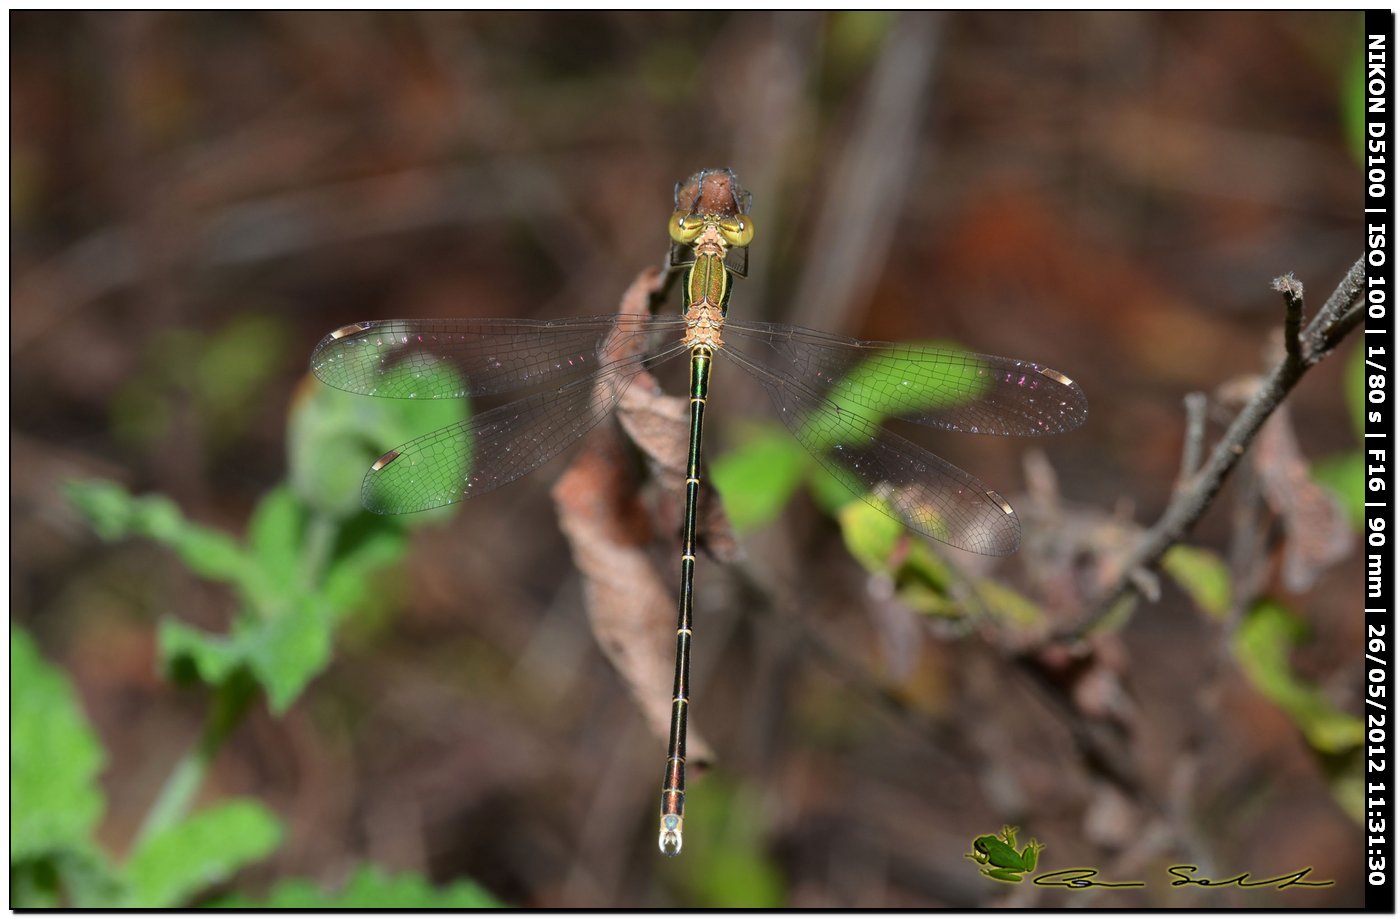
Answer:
top-left (1252, 405), bottom-right (1352, 591)
top-left (552, 421), bottom-right (712, 765)
top-left (549, 266), bottom-right (735, 766)
top-left (615, 385), bottom-right (741, 566)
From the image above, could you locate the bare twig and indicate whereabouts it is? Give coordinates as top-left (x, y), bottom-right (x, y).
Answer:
top-left (1312, 298), bottom-right (1366, 356)
top-left (1305, 255), bottom-right (1366, 347)
top-left (1175, 392), bottom-right (1208, 492)
top-left (1054, 256), bottom-right (1364, 642)
top-left (1273, 272), bottom-right (1304, 364)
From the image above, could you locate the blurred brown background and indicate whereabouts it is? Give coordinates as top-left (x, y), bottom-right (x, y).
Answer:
top-left (12, 11), bottom-right (1365, 907)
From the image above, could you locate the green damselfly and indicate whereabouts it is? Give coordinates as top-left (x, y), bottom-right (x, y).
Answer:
top-left (310, 168), bottom-right (1087, 856)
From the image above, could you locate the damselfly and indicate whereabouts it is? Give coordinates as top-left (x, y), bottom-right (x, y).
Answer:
top-left (310, 168), bottom-right (1087, 856)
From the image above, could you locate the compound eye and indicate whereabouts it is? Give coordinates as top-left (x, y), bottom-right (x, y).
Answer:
top-left (668, 211), bottom-right (706, 244)
top-left (717, 215), bottom-right (754, 248)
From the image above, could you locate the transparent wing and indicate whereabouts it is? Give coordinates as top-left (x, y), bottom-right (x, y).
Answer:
top-left (723, 320), bottom-right (1087, 436)
top-left (311, 315), bottom-right (689, 399)
top-left (362, 343), bottom-right (690, 514)
top-left (721, 344), bottom-right (1021, 555)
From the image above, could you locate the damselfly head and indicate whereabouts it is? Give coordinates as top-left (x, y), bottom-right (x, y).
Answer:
top-left (673, 168), bottom-right (751, 219)
top-left (670, 169), bottom-right (755, 250)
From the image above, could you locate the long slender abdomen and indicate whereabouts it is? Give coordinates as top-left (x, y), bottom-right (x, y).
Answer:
top-left (659, 347), bottom-right (711, 856)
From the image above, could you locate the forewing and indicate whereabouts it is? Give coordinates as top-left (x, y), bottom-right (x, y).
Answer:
top-left (311, 316), bottom-right (686, 399)
top-left (722, 345), bottom-right (1021, 555)
top-left (362, 345), bottom-right (689, 514)
top-left (723, 320), bottom-right (1086, 436)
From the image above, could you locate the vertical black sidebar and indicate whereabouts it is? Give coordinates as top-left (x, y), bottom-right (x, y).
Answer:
top-left (1366, 8), bottom-right (1395, 914)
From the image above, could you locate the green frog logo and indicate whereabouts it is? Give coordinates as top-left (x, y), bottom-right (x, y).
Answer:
top-left (966, 826), bottom-right (1044, 883)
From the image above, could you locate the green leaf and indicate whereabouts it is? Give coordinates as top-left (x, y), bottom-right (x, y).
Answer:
top-left (1326, 748), bottom-right (1366, 824)
top-left (66, 480), bottom-right (259, 598)
top-left (321, 525), bottom-right (409, 612)
top-left (1232, 601), bottom-right (1364, 754)
top-left (290, 354), bottom-right (468, 522)
top-left (159, 618), bottom-right (248, 688)
top-left (888, 578), bottom-right (961, 617)
top-left (160, 599), bottom-right (335, 714)
top-left (974, 580), bottom-right (1043, 627)
top-left (212, 865), bottom-right (504, 908)
top-left (65, 478), bottom-right (160, 541)
top-left (123, 800), bottom-right (282, 907)
top-left (247, 485), bottom-right (306, 594)
top-left (837, 499), bottom-right (906, 572)
top-left (834, 500), bottom-right (1041, 624)
top-left (12, 844), bottom-right (123, 909)
top-left (893, 543), bottom-right (955, 610)
top-left (239, 600), bottom-right (336, 713)
top-left (711, 425), bottom-right (809, 533)
top-left (11, 624), bottom-right (107, 862)
top-left (891, 566), bottom-right (1041, 625)
top-left (1162, 545), bottom-right (1233, 619)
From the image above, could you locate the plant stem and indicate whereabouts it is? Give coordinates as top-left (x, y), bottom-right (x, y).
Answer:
top-left (301, 511), bottom-right (338, 589)
top-left (129, 674), bottom-right (256, 851)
